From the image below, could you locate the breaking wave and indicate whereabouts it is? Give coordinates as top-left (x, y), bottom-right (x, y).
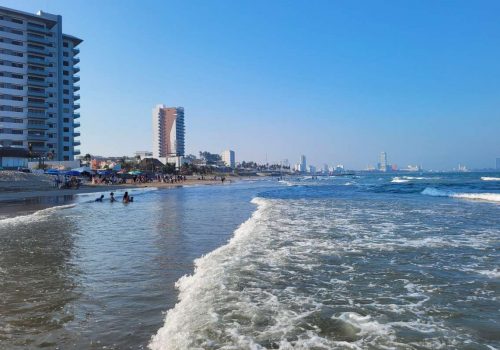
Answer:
top-left (421, 187), bottom-right (500, 203)
top-left (0, 204), bottom-right (76, 226)
top-left (481, 177), bottom-right (500, 181)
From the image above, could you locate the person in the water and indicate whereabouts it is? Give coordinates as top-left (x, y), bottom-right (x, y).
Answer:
top-left (95, 194), bottom-right (104, 202)
top-left (110, 192), bottom-right (116, 202)
top-left (122, 191), bottom-right (130, 203)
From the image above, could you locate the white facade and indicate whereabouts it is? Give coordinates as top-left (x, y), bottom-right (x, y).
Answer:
top-left (0, 6), bottom-right (82, 160)
top-left (299, 155), bottom-right (307, 173)
top-left (379, 152), bottom-right (387, 171)
top-left (134, 150), bottom-right (152, 159)
top-left (221, 149), bottom-right (235, 168)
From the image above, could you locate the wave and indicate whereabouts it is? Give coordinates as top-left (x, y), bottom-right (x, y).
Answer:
top-left (421, 187), bottom-right (500, 203)
top-left (149, 197), bottom-right (270, 350)
top-left (0, 204), bottom-right (76, 226)
top-left (481, 177), bottom-right (500, 181)
top-left (391, 177), bottom-right (410, 183)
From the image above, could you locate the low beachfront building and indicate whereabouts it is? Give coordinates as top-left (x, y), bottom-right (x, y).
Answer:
top-left (0, 146), bottom-right (29, 169)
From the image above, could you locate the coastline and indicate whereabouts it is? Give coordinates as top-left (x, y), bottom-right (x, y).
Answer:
top-left (0, 179), bottom-right (225, 203)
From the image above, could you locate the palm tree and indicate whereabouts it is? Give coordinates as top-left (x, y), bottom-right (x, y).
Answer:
top-left (83, 153), bottom-right (92, 165)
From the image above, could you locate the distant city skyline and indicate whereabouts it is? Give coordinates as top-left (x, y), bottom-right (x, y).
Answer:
top-left (3, 0), bottom-right (499, 170)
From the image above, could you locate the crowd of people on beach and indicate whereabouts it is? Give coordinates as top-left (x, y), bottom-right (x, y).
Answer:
top-left (95, 191), bottom-right (133, 203)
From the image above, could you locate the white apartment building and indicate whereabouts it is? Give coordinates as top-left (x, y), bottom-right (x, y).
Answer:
top-left (0, 6), bottom-right (82, 160)
top-left (221, 149), bottom-right (235, 168)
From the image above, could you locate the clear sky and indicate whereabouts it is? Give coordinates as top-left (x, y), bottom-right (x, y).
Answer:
top-left (5, 0), bottom-right (500, 169)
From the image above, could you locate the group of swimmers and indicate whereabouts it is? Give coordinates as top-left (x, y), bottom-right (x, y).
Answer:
top-left (95, 191), bottom-right (134, 203)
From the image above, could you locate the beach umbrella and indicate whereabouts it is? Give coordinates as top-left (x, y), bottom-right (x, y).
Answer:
top-left (45, 169), bottom-right (60, 175)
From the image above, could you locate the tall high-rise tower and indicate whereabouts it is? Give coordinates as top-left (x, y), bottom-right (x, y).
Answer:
top-left (0, 6), bottom-right (82, 160)
top-left (152, 104), bottom-right (185, 159)
top-left (379, 152), bottom-right (388, 171)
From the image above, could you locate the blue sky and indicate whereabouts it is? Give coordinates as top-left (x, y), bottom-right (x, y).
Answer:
top-left (6, 0), bottom-right (500, 169)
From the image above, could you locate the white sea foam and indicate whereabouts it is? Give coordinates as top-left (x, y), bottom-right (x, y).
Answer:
top-left (0, 204), bottom-right (75, 226)
top-left (481, 177), bottom-right (500, 181)
top-left (421, 187), bottom-right (500, 203)
top-left (391, 177), bottom-right (409, 183)
top-left (476, 269), bottom-right (500, 279)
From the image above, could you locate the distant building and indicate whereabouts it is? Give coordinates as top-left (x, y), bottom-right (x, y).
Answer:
top-left (379, 152), bottom-right (388, 171)
top-left (0, 6), bottom-right (82, 160)
top-left (323, 164), bottom-right (329, 174)
top-left (152, 105), bottom-right (185, 159)
top-left (221, 150), bottom-right (235, 168)
top-left (299, 155), bottom-right (307, 173)
top-left (134, 151), bottom-right (152, 159)
top-left (308, 165), bottom-right (316, 174)
top-left (496, 158), bottom-right (500, 170)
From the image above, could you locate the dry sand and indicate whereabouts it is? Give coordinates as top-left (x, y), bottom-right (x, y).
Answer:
top-left (0, 171), bottom-right (233, 202)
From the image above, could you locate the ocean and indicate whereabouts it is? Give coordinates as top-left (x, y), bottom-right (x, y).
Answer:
top-left (0, 173), bottom-right (499, 349)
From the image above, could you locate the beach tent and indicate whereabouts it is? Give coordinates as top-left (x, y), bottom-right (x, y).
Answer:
top-left (45, 169), bottom-right (60, 175)
top-left (72, 166), bottom-right (91, 173)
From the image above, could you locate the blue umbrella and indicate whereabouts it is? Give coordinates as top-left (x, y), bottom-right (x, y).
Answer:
top-left (45, 169), bottom-right (60, 175)
top-left (65, 170), bottom-right (80, 176)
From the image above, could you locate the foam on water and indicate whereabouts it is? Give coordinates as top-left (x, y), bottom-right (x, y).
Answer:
top-left (481, 177), bottom-right (500, 181)
top-left (0, 203), bottom-right (75, 226)
top-left (149, 190), bottom-right (499, 349)
top-left (422, 187), bottom-right (500, 203)
top-left (391, 177), bottom-right (410, 183)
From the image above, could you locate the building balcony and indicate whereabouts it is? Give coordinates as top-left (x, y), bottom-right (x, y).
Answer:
top-left (74, 149), bottom-right (81, 155)
top-left (73, 66), bottom-right (80, 73)
top-left (73, 57), bottom-right (80, 64)
top-left (27, 133), bottom-right (48, 141)
top-left (73, 113), bottom-right (80, 119)
top-left (27, 67), bottom-right (48, 77)
top-left (73, 94), bottom-right (80, 101)
top-left (27, 23), bottom-right (48, 34)
top-left (27, 56), bottom-right (48, 66)
top-left (27, 122), bottom-right (48, 130)
top-left (28, 101), bottom-right (48, 109)
top-left (27, 34), bottom-right (51, 46)
top-left (74, 85), bottom-right (80, 92)
top-left (27, 89), bottom-right (47, 98)
top-left (27, 79), bottom-right (49, 88)
top-left (73, 122), bottom-right (81, 128)
top-left (73, 103), bottom-right (80, 110)
top-left (27, 45), bottom-right (50, 56)
top-left (27, 111), bottom-right (48, 119)
top-left (73, 48), bottom-right (80, 55)
top-left (73, 131), bottom-right (81, 137)
top-left (73, 75), bottom-right (80, 82)
top-left (73, 141), bottom-right (81, 146)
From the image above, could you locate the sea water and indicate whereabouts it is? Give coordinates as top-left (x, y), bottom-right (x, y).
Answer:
top-left (0, 174), bottom-right (499, 349)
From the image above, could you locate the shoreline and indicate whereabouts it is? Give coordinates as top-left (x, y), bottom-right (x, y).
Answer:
top-left (0, 179), bottom-right (226, 203)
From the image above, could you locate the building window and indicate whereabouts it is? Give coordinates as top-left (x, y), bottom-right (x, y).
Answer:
top-left (63, 146), bottom-right (69, 151)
